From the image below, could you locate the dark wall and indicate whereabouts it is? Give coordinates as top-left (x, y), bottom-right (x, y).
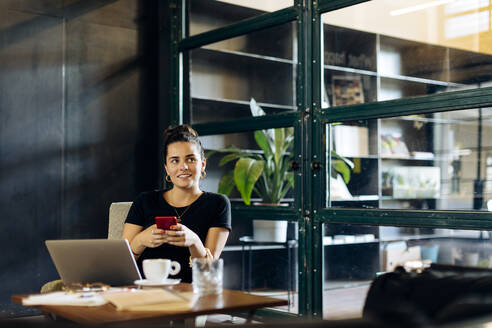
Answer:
top-left (0, 0), bottom-right (166, 317)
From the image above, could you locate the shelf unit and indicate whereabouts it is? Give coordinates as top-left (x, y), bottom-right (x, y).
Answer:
top-left (322, 22), bottom-right (492, 279)
top-left (324, 21), bottom-right (492, 210)
top-left (185, 0), bottom-right (492, 285)
top-left (188, 1), bottom-right (297, 125)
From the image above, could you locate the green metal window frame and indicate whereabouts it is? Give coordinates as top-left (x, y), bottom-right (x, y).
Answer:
top-left (314, 0), bottom-right (492, 230)
top-left (312, 0), bottom-right (492, 318)
top-left (169, 0), bottom-right (313, 318)
top-left (169, 0), bottom-right (492, 320)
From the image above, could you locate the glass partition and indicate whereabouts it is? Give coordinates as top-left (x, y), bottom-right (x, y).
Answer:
top-left (323, 222), bottom-right (492, 319)
top-left (188, 22), bottom-right (297, 124)
top-left (321, 0), bottom-right (492, 107)
top-left (203, 130), bottom-right (298, 313)
top-left (189, 0), bottom-right (293, 36)
top-left (327, 108), bottom-right (492, 210)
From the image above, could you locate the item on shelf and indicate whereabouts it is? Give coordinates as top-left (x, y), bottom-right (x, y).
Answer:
top-left (358, 195), bottom-right (379, 201)
top-left (329, 175), bottom-right (353, 200)
top-left (334, 235), bottom-right (356, 244)
top-left (437, 246), bottom-right (455, 265)
top-left (382, 241), bottom-right (421, 271)
top-left (381, 134), bottom-right (409, 157)
top-left (361, 234), bottom-right (375, 242)
top-left (381, 171), bottom-right (393, 196)
top-left (420, 244), bottom-right (440, 263)
top-left (332, 75), bottom-right (364, 106)
top-left (380, 135), bottom-right (392, 156)
top-left (411, 151), bottom-right (434, 159)
top-left (252, 220), bottom-right (287, 243)
top-left (323, 236), bottom-right (333, 245)
top-left (354, 235), bottom-right (366, 243)
top-left (333, 125), bottom-right (369, 157)
top-left (391, 166), bottom-right (440, 199)
top-left (322, 81), bottom-right (330, 108)
top-left (463, 252), bottom-right (479, 267)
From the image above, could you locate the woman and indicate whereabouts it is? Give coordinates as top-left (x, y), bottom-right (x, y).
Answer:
top-left (122, 125), bottom-right (231, 283)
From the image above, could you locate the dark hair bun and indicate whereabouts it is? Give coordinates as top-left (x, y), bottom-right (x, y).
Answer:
top-left (163, 125), bottom-right (198, 142)
top-left (163, 124), bottom-right (204, 161)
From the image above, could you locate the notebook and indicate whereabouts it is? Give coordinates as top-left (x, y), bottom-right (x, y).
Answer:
top-left (45, 239), bottom-right (142, 286)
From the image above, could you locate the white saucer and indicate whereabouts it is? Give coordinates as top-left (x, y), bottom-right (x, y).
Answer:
top-left (134, 278), bottom-right (181, 287)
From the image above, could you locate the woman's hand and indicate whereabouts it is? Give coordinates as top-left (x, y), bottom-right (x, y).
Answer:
top-left (139, 224), bottom-right (167, 248)
top-left (164, 223), bottom-right (200, 247)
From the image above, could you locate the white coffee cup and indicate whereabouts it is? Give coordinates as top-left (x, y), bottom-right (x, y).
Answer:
top-left (143, 259), bottom-right (181, 282)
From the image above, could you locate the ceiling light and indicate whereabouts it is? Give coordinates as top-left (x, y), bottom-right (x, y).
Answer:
top-left (390, 0), bottom-right (455, 16)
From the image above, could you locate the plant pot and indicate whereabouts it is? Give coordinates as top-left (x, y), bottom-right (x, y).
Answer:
top-left (253, 220), bottom-right (288, 243)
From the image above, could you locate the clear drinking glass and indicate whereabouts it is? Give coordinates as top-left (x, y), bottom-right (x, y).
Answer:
top-left (192, 258), bottom-right (223, 295)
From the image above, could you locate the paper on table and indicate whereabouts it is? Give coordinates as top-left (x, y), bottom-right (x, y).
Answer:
top-left (22, 291), bottom-right (107, 306)
top-left (103, 289), bottom-right (197, 312)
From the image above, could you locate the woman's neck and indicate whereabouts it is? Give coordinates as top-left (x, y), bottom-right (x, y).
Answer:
top-left (164, 187), bottom-right (203, 207)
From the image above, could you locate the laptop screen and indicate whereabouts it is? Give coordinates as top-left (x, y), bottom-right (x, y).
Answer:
top-left (45, 239), bottom-right (142, 286)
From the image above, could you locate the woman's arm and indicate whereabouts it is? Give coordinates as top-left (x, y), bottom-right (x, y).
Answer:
top-left (204, 227), bottom-right (229, 259)
top-left (122, 223), bottom-right (166, 259)
top-left (122, 223), bottom-right (145, 258)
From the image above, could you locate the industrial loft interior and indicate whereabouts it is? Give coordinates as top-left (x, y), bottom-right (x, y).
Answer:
top-left (3, 0), bottom-right (492, 327)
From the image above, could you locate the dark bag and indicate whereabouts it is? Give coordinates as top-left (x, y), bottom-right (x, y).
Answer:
top-left (363, 264), bottom-right (492, 327)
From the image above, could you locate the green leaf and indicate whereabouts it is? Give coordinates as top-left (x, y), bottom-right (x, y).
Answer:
top-left (279, 172), bottom-right (294, 200)
top-left (217, 171), bottom-right (235, 196)
top-left (234, 158), bottom-right (265, 205)
top-left (274, 128), bottom-right (285, 167)
top-left (286, 171), bottom-right (294, 188)
top-left (330, 150), bottom-right (354, 169)
top-left (210, 145), bottom-right (243, 154)
top-left (254, 130), bottom-right (272, 159)
top-left (206, 146), bottom-right (245, 162)
top-left (282, 135), bottom-right (294, 153)
top-left (330, 150), bottom-right (353, 184)
top-left (218, 153), bottom-right (241, 167)
top-left (333, 160), bottom-right (351, 184)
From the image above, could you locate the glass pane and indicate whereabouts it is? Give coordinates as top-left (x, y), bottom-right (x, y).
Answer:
top-left (189, 0), bottom-right (293, 36)
top-left (188, 22), bottom-right (296, 124)
top-left (202, 129), bottom-right (296, 206)
top-left (223, 221), bottom-right (299, 314)
top-left (321, 0), bottom-right (492, 107)
top-left (204, 129), bottom-right (298, 313)
top-left (327, 108), bottom-right (492, 210)
top-left (323, 223), bottom-right (492, 319)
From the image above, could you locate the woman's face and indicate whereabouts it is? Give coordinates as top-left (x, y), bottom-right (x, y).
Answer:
top-left (164, 141), bottom-right (206, 190)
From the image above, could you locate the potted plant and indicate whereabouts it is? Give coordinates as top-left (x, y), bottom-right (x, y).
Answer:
top-left (207, 99), bottom-right (353, 241)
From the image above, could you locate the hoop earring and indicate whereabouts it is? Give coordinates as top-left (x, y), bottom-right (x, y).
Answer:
top-left (201, 171), bottom-right (207, 179)
top-left (165, 175), bottom-right (172, 182)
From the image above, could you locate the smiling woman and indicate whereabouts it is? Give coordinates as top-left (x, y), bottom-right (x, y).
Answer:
top-left (121, 125), bottom-right (232, 283)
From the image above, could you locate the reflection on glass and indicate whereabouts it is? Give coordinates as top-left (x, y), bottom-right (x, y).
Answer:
top-left (327, 108), bottom-right (492, 210)
top-left (188, 22), bottom-right (296, 124)
top-left (203, 128), bottom-right (295, 206)
top-left (189, 0), bottom-right (293, 36)
top-left (323, 223), bottom-right (492, 319)
top-left (321, 0), bottom-right (492, 107)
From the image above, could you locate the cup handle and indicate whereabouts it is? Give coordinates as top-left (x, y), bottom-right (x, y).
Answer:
top-left (170, 261), bottom-right (181, 275)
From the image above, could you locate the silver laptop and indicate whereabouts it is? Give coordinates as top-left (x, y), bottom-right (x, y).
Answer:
top-left (45, 239), bottom-right (142, 286)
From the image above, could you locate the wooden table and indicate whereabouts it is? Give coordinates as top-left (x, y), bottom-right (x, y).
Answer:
top-left (12, 283), bottom-right (288, 326)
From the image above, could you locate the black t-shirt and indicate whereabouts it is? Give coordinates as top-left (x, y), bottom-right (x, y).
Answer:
top-left (125, 190), bottom-right (231, 283)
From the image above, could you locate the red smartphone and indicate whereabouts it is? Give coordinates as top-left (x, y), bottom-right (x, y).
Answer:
top-left (155, 216), bottom-right (178, 230)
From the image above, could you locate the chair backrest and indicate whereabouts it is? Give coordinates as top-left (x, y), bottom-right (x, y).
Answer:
top-left (108, 202), bottom-right (132, 239)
